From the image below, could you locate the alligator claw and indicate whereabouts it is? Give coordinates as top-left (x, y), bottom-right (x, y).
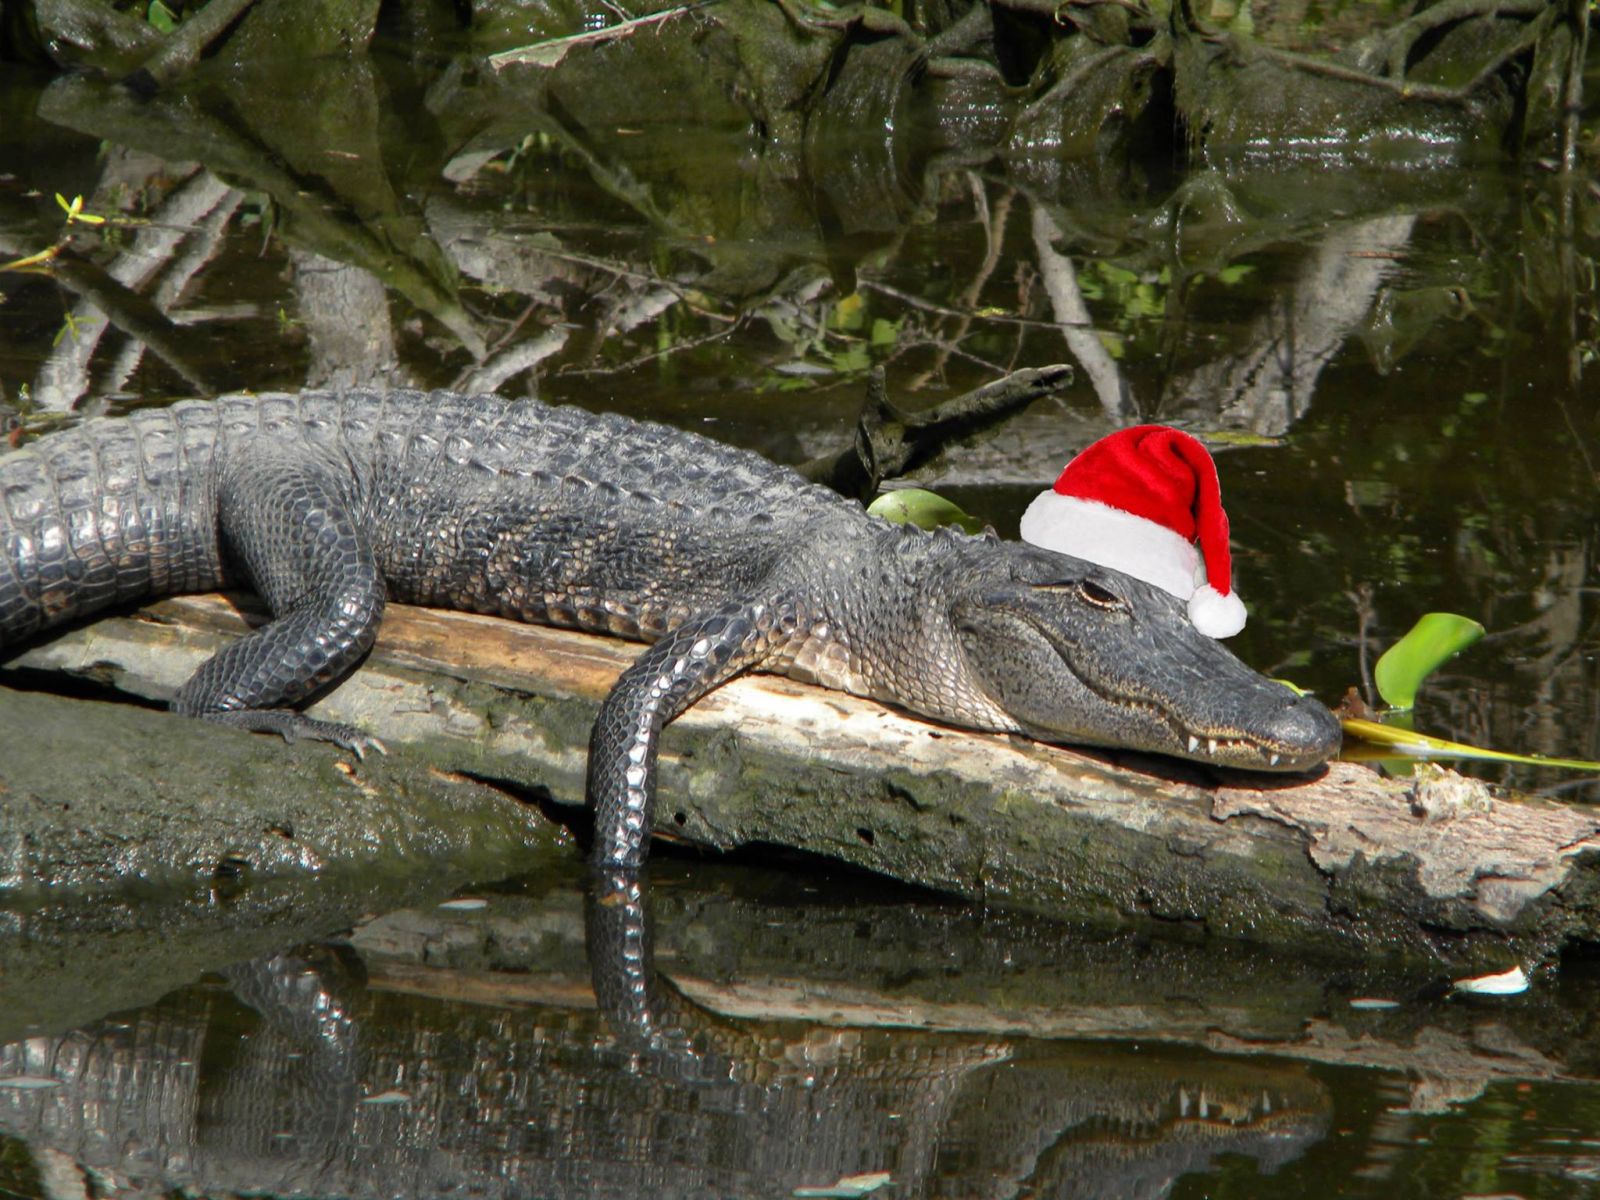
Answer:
top-left (343, 734), bottom-right (388, 760)
top-left (198, 709), bottom-right (384, 759)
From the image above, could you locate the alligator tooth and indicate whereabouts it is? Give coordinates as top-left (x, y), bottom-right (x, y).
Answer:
top-left (1187, 736), bottom-right (1200, 753)
top-left (1179, 1087), bottom-right (1191, 1117)
top-left (1198, 1090), bottom-right (1208, 1119)
top-left (1207, 738), bottom-right (1217, 755)
top-left (1269, 753), bottom-right (1281, 767)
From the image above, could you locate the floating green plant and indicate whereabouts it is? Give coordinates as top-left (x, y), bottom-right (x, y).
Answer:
top-left (867, 489), bottom-right (986, 535)
top-left (1372, 611), bottom-right (1485, 710)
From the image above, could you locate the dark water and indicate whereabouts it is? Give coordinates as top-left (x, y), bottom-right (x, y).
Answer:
top-left (2, 24), bottom-right (1600, 1198)
top-left (6, 862), bottom-right (1600, 1199)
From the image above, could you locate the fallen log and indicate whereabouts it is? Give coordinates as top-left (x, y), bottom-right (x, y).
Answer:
top-left (7, 594), bottom-right (1600, 969)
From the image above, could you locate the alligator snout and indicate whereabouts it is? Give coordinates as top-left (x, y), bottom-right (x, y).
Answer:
top-left (1222, 687), bottom-right (1344, 772)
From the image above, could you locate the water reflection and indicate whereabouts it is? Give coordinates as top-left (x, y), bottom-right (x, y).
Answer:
top-left (0, 867), bottom-right (1339, 1199)
top-left (5, 861), bottom-right (1600, 1198)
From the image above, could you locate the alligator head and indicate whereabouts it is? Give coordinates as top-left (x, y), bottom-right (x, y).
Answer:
top-left (949, 542), bottom-right (1341, 772)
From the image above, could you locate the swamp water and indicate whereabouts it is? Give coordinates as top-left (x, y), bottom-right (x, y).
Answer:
top-left (2, 18), bottom-right (1600, 1198)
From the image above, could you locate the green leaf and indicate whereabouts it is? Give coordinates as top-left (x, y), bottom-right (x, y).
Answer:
top-left (147, 0), bottom-right (179, 33)
top-left (54, 193), bottom-right (104, 226)
top-left (1373, 612), bottom-right (1485, 710)
top-left (868, 489), bottom-right (986, 535)
top-left (1341, 718), bottom-right (1600, 771)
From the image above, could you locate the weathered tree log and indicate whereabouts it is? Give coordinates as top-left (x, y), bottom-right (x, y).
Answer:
top-left (0, 647), bottom-right (565, 900)
top-left (7, 594), bottom-right (1600, 969)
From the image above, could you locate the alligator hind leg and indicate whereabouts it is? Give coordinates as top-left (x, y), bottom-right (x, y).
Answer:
top-left (172, 442), bottom-right (387, 755)
top-left (588, 594), bottom-right (800, 870)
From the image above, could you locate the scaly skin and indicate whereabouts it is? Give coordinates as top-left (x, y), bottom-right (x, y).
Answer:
top-left (0, 389), bottom-right (1342, 869)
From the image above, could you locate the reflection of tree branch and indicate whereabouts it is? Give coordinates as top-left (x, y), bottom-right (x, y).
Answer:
top-left (32, 0), bottom-right (161, 68)
top-left (123, 0), bottom-right (259, 92)
top-left (457, 329), bottom-right (571, 393)
top-left (291, 250), bottom-right (411, 392)
top-left (772, 0), bottom-right (920, 41)
top-left (1558, 0), bottom-right (1588, 175)
top-left (997, 0), bottom-right (1154, 17)
top-left (798, 363), bottom-right (1073, 499)
top-left (47, 249), bottom-right (215, 397)
top-left (910, 178), bottom-right (1013, 390)
top-left (860, 279), bottom-right (1086, 330)
top-left (103, 180), bottom-right (244, 396)
top-left (1018, 44), bottom-right (1139, 125)
top-left (33, 166), bottom-right (236, 410)
top-left (925, 1), bottom-right (993, 57)
top-left (1030, 204), bottom-right (1126, 418)
top-left (1169, 213), bottom-right (1416, 435)
top-left (40, 76), bottom-right (487, 359)
top-left (554, 317), bottom-right (745, 379)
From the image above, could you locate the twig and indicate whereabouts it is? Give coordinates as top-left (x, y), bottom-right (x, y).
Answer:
top-left (910, 180), bottom-right (1013, 390)
top-left (1347, 583), bottom-right (1377, 709)
top-left (1031, 205), bottom-right (1126, 418)
top-left (456, 329), bottom-right (572, 393)
top-left (860, 279), bottom-right (1091, 330)
top-left (46, 249), bottom-right (216, 398)
top-left (555, 316), bottom-right (748, 379)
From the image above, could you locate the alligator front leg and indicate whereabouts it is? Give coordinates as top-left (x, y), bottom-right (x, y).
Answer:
top-left (586, 869), bottom-right (766, 1080)
top-left (172, 441), bottom-right (387, 754)
top-left (588, 594), bottom-right (799, 869)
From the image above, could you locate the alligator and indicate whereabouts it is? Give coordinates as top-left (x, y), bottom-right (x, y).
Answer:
top-left (0, 389), bottom-right (1341, 868)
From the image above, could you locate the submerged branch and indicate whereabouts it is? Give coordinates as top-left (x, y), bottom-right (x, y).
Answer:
top-left (122, 0), bottom-right (259, 92)
top-left (798, 362), bottom-right (1073, 499)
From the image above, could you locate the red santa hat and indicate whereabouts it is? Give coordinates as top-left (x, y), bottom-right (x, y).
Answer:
top-left (1018, 425), bottom-right (1247, 638)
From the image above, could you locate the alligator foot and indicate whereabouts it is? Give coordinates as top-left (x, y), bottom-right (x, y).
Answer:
top-left (194, 709), bottom-right (388, 759)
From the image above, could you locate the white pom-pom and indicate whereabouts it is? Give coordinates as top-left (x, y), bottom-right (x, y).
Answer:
top-left (1188, 584), bottom-right (1246, 639)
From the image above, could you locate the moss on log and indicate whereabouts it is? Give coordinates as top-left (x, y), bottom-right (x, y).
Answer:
top-left (7, 594), bottom-right (1600, 969)
top-left (0, 653), bottom-right (564, 901)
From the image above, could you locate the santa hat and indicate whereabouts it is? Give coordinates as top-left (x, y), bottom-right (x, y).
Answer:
top-left (1018, 425), bottom-right (1247, 638)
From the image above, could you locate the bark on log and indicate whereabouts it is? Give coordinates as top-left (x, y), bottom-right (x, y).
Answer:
top-left (7, 594), bottom-right (1600, 970)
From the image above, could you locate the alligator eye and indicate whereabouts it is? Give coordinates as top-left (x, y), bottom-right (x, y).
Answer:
top-left (1076, 580), bottom-right (1124, 609)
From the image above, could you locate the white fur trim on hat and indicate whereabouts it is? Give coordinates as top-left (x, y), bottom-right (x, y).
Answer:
top-left (1020, 492), bottom-right (1199, 600)
top-left (1188, 583), bottom-right (1247, 639)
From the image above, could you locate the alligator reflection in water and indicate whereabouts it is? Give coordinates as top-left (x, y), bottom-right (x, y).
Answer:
top-left (0, 880), bottom-right (1328, 1199)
